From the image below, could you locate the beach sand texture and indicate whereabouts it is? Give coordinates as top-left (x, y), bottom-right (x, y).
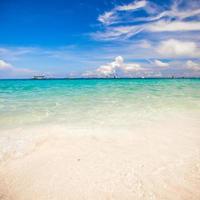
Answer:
top-left (0, 120), bottom-right (199, 200)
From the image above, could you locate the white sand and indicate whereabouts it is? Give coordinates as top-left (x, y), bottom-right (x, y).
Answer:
top-left (0, 120), bottom-right (200, 200)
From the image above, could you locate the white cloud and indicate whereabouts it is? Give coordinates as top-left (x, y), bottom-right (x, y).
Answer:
top-left (122, 63), bottom-right (142, 72)
top-left (96, 56), bottom-right (123, 76)
top-left (116, 0), bottom-right (147, 11)
top-left (154, 59), bottom-right (169, 67)
top-left (157, 39), bottom-right (200, 58)
top-left (0, 60), bottom-right (12, 70)
top-left (93, 20), bottom-right (200, 40)
top-left (148, 21), bottom-right (200, 32)
top-left (169, 8), bottom-right (200, 20)
top-left (186, 60), bottom-right (200, 71)
top-left (96, 65), bottom-right (115, 76)
top-left (91, 26), bottom-right (143, 41)
top-left (98, 0), bottom-right (147, 25)
top-left (94, 0), bottom-right (200, 41)
top-left (83, 56), bottom-right (144, 77)
top-left (98, 11), bottom-right (117, 25)
top-left (0, 59), bottom-right (35, 78)
top-left (140, 6), bottom-right (200, 22)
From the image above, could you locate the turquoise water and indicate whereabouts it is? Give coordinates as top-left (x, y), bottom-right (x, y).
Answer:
top-left (0, 78), bottom-right (200, 129)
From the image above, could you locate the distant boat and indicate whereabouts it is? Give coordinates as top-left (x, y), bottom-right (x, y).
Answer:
top-left (33, 76), bottom-right (46, 80)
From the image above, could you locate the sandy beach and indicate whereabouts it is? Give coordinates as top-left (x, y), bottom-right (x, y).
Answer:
top-left (0, 118), bottom-right (199, 200)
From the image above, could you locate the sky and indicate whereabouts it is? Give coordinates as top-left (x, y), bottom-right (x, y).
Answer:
top-left (0, 0), bottom-right (200, 78)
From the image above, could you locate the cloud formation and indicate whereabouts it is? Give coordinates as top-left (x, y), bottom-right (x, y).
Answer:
top-left (98, 0), bottom-right (147, 25)
top-left (117, 0), bottom-right (147, 11)
top-left (0, 60), bottom-right (12, 70)
top-left (157, 39), bottom-right (200, 58)
top-left (154, 59), bottom-right (169, 67)
top-left (93, 0), bottom-right (200, 41)
top-left (0, 59), bottom-right (35, 78)
top-left (186, 60), bottom-right (200, 71)
top-left (148, 21), bottom-right (200, 32)
top-left (83, 56), bottom-right (144, 77)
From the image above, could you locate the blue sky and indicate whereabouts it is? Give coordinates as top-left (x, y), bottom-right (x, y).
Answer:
top-left (0, 0), bottom-right (200, 78)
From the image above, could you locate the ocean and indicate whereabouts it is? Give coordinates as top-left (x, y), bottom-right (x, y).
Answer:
top-left (0, 78), bottom-right (200, 128)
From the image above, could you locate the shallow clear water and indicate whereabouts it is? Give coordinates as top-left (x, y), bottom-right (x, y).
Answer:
top-left (0, 78), bottom-right (200, 129)
top-left (0, 78), bottom-right (200, 162)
